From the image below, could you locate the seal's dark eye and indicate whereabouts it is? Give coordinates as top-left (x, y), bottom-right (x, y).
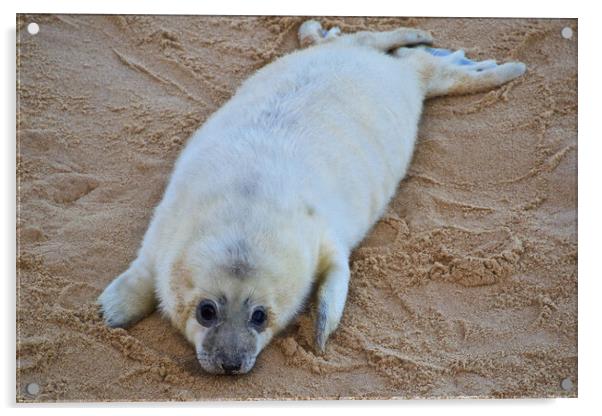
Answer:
top-left (196, 299), bottom-right (218, 327)
top-left (250, 307), bottom-right (267, 327)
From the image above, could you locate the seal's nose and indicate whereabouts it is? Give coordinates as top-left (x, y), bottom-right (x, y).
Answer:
top-left (221, 360), bottom-right (242, 374)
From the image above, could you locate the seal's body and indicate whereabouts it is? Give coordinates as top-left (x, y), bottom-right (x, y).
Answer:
top-left (99, 21), bottom-right (526, 374)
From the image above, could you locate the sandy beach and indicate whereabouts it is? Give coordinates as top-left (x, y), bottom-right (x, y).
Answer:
top-left (16, 15), bottom-right (577, 401)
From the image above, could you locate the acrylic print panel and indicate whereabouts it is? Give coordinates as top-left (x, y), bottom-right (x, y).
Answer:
top-left (16, 15), bottom-right (577, 401)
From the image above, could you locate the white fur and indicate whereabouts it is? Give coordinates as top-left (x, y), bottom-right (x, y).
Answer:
top-left (99, 20), bottom-right (526, 367)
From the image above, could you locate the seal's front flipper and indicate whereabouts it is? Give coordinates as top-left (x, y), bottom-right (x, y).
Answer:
top-left (314, 238), bottom-right (350, 353)
top-left (98, 259), bottom-right (157, 328)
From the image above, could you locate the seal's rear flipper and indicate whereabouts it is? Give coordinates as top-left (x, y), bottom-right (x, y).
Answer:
top-left (298, 19), bottom-right (433, 50)
top-left (419, 46), bottom-right (498, 71)
top-left (394, 46), bottom-right (526, 98)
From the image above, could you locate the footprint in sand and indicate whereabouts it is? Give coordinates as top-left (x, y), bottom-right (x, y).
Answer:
top-left (48, 173), bottom-right (99, 204)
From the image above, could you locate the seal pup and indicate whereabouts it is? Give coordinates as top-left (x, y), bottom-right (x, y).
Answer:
top-left (99, 20), bottom-right (526, 374)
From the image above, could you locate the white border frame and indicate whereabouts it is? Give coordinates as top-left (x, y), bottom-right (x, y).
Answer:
top-left (4, 1), bottom-right (599, 415)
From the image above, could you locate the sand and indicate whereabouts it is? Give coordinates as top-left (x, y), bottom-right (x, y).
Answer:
top-left (16, 15), bottom-right (577, 401)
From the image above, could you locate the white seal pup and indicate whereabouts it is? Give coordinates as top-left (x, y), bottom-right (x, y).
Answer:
top-left (99, 20), bottom-right (526, 374)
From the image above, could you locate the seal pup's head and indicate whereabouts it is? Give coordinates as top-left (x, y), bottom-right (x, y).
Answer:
top-left (161, 231), bottom-right (316, 375)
